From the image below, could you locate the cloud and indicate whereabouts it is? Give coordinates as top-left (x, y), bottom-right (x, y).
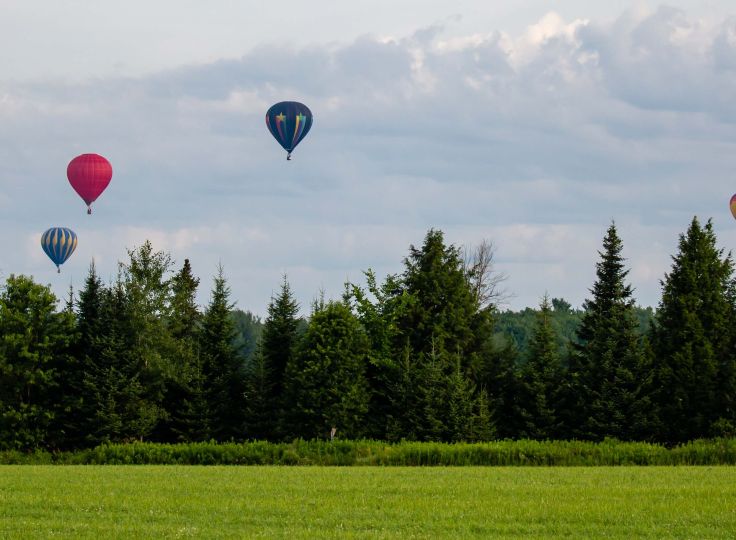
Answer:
top-left (2, 8), bottom-right (736, 314)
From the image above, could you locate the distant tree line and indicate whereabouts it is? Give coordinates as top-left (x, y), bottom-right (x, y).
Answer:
top-left (1, 216), bottom-right (734, 450)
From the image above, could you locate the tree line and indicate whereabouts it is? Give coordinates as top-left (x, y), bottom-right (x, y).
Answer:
top-left (1, 216), bottom-right (734, 450)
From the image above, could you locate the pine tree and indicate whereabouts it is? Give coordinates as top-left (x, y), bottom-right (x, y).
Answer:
top-left (62, 262), bottom-right (105, 447)
top-left (243, 350), bottom-right (271, 440)
top-left (282, 301), bottom-right (369, 440)
top-left (398, 229), bottom-right (477, 359)
top-left (477, 336), bottom-right (521, 439)
top-left (416, 343), bottom-right (449, 441)
top-left (351, 230), bottom-right (510, 441)
top-left (249, 275), bottom-right (299, 440)
top-left (446, 357), bottom-right (480, 442)
top-left (166, 259), bottom-right (206, 442)
top-left (384, 345), bottom-right (422, 441)
top-left (518, 294), bottom-right (563, 439)
top-left (562, 223), bottom-right (653, 441)
top-left (469, 389), bottom-right (494, 441)
top-left (396, 229), bottom-right (496, 440)
top-left (200, 264), bottom-right (244, 440)
top-left (82, 275), bottom-right (160, 444)
top-left (651, 217), bottom-right (736, 442)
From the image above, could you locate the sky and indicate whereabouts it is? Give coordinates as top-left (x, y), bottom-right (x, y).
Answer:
top-left (1, 1), bottom-right (736, 316)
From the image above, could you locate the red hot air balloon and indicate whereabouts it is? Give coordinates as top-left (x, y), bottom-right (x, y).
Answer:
top-left (67, 153), bottom-right (113, 214)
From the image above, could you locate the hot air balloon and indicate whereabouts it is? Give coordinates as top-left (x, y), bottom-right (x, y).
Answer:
top-left (41, 227), bottom-right (77, 273)
top-left (67, 153), bottom-right (113, 214)
top-left (730, 194), bottom-right (736, 220)
top-left (265, 101), bottom-right (313, 160)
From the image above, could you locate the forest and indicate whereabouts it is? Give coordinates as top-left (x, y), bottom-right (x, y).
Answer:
top-left (1, 216), bottom-right (734, 451)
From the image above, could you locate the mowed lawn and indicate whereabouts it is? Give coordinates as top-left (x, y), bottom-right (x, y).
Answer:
top-left (1, 466), bottom-right (735, 538)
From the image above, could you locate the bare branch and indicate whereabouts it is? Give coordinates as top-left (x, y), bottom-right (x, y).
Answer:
top-left (463, 239), bottom-right (512, 309)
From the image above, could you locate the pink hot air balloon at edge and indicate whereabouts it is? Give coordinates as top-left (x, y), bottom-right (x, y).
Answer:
top-left (730, 194), bottom-right (736, 220)
top-left (67, 153), bottom-right (113, 214)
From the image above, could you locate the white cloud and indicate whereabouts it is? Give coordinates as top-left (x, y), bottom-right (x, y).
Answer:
top-left (3, 7), bottom-right (736, 314)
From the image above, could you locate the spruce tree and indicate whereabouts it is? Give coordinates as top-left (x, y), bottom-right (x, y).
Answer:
top-left (651, 217), bottom-right (736, 442)
top-left (352, 230), bottom-right (511, 441)
top-left (398, 229), bottom-right (477, 359)
top-left (384, 345), bottom-right (423, 441)
top-left (446, 357), bottom-right (482, 442)
top-left (62, 262), bottom-right (105, 447)
top-left (397, 229), bottom-right (497, 440)
top-left (200, 264), bottom-right (244, 440)
top-left (82, 275), bottom-right (160, 444)
top-left (563, 223), bottom-right (653, 441)
top-left (519, 294), bottom-right (563, 439)
top-left (243, 350), bottom-right (271, 439)
top-left (282, 301), bottom-right (369, 440)
top-left (248, 276), bottom-right (299, 439)
top-left (166, 259), bottom-right (206, 442)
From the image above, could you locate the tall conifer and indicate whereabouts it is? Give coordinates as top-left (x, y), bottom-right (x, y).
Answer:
top-left (200, 264), bottom-right (244, 440)
top-left (563, 223), bottom-right (652, 440)
top-left (247, 276), bottom-right (299, 439)
top-left (281, 301), bottom-right (369, 440)
top-left (519, 294), bottom-right (563, 439)
top-left (166, 259), bottom-right (206, 442)
top-left (651, 217), bottom-right (736, 441)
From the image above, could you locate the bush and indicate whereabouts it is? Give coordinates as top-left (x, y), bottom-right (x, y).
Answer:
top-left (3, 438), bottom-right (736, 466)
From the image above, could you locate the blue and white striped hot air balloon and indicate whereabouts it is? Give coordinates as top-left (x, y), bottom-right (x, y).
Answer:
top-left (41, 227), bottom-right (77, 273)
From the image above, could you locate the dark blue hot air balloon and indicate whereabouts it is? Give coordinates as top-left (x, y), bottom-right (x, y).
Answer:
top-left (265, 101), bottom-right (313, 160)
top-left (41, 227), bottom-right (77, 273)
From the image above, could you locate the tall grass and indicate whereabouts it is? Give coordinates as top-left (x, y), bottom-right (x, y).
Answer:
top-left (3, 438), bottom-right (736, 465)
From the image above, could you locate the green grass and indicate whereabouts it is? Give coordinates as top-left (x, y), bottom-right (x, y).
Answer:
top-left (1, 466), bottom-right (735, 538)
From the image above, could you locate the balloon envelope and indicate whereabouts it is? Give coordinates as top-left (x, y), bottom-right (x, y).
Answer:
top-left (731, 194), bottom-right (736, 220)
top-left (41, 227), bottom-right (77, 272)
top-left (67, 153), bottom-right (113, 213)
top-left (265, 101), bottom-right (313, 157)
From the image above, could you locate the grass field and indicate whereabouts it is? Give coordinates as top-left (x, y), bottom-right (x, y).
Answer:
top-left (1, 466), bottom-right (734, 538)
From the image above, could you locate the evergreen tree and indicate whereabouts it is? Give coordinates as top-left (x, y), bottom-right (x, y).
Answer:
top-left (249, 276), bottom-right (299, 440)
top-left (0, 275), bottom-right (75, 450)
top-left (469, 389), bottom-right (494, 441)
top-left (397, 229), bottom-right (477, 360)
top-left (282, 301), bottom-right (369, 440)
top-left (82, 275), bottom-right (160, 444)
top-left (62, 262), bottom-right (105, 447)
top-left (518, 294), bottom-right (563, 439)
top-left (561, 223), bottom-right (653, 441)
top-left (416, 344), bottom-right (448, 441)
top-left (651, 217), bottom-right (736, 442)
top-left (169, 259), bottom-right (200, 340)
top-left (166, 259), bottom-right (207, 442)
top-left (351, 229), bottom-right (510, 441)
top-left (200, 264), bottom-right (244, 440)
top-left (384, 345), bottom-right (422, 441)
top-left (476, 335), bottom-right (520, 439)
top-left (446, 357), bottom-right (483, 442)
top-left (243, 350), bottom-right (271, 439)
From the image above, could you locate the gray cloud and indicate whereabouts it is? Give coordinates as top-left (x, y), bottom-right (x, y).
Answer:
top-left (2, 8), bottom-right (736, 314)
